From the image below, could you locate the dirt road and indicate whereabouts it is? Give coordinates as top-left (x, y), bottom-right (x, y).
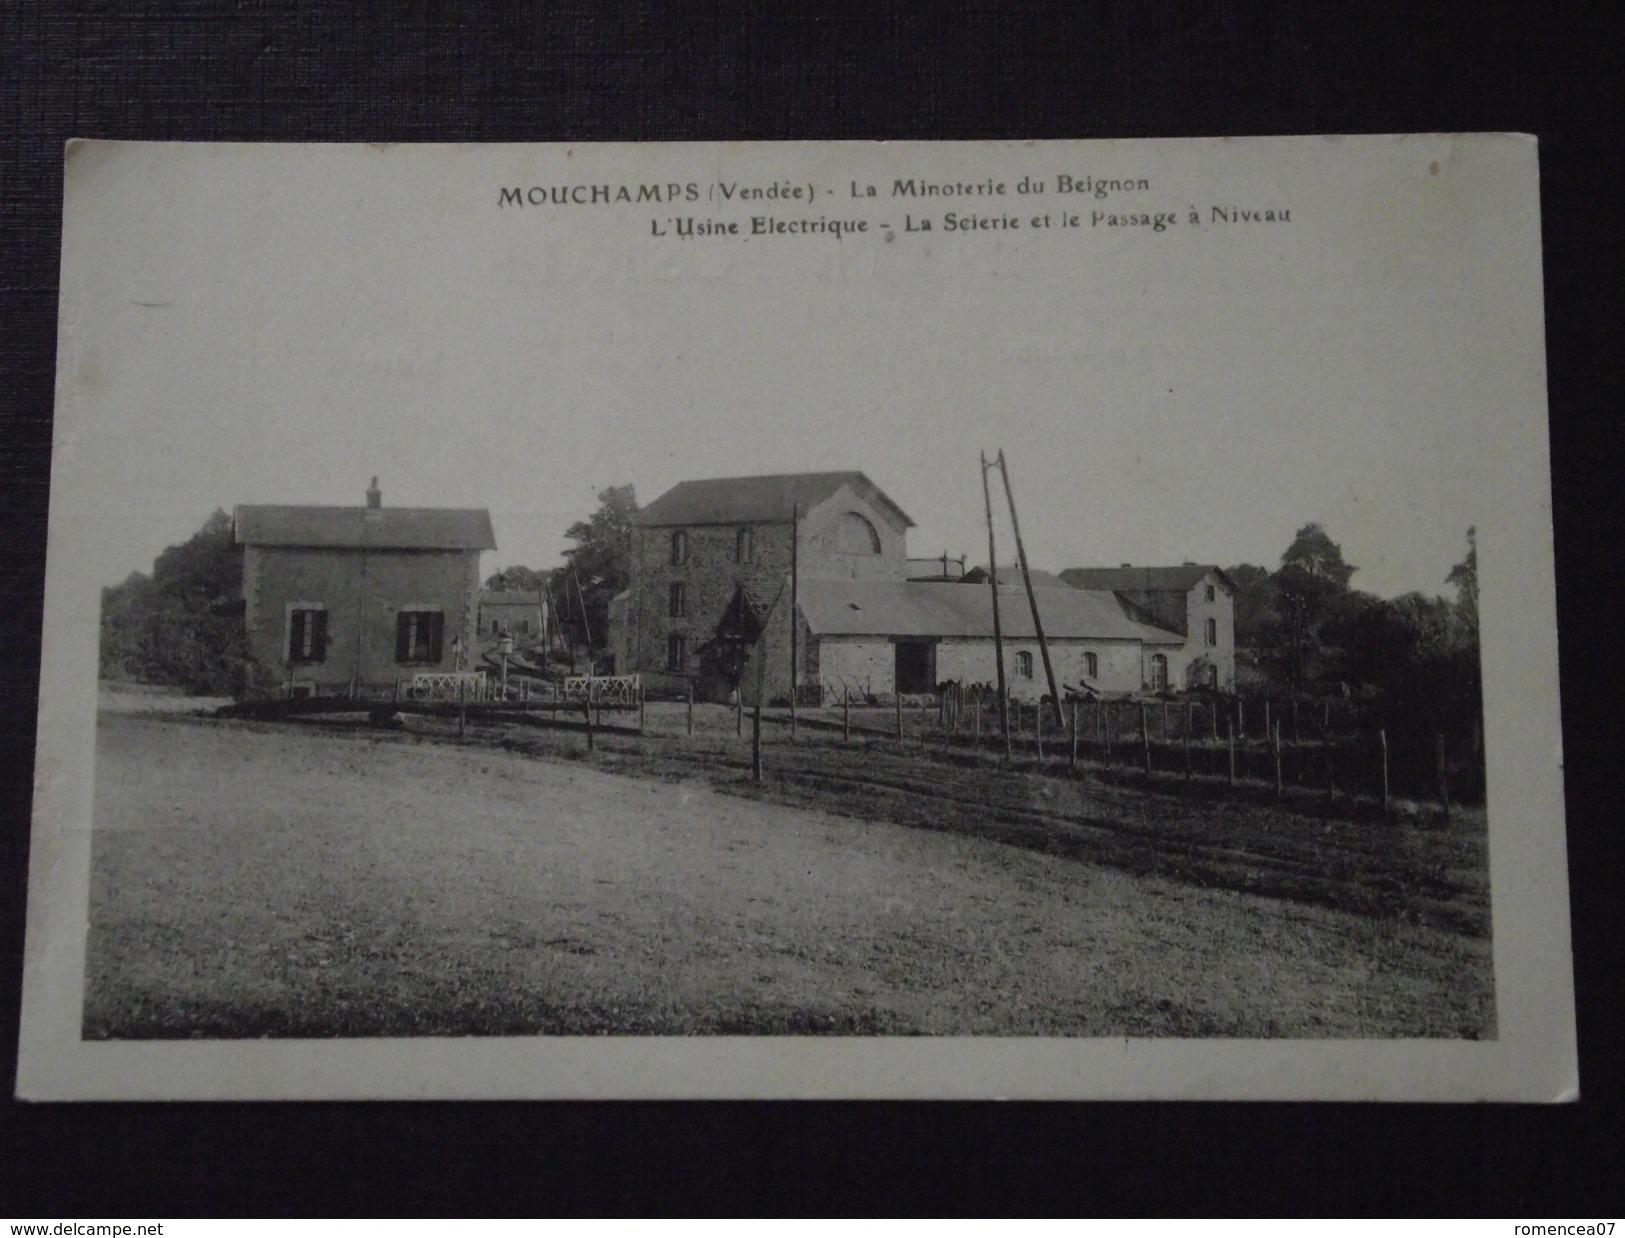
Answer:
top-left (85, 711), bottom-right (1494, 1037)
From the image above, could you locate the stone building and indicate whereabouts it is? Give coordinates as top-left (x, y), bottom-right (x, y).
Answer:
top-left (622, 471), bottom-right (914, 699)
top-left (1059, 565), bottom-right (1237, 692)
top-left (234, 479), bottom-right (495, 694)
top-left (478, 589), bottom-right (548, 644)
top-left (616, 469), bottom-right (1225, 705)
top-left (795, 579), bottom-right (1184, 703)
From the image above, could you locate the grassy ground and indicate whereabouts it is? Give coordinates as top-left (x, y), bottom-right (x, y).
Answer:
top-left (83, 699), bottom-right (1494, 1038)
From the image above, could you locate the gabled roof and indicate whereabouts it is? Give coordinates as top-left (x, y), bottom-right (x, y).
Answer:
top-left (963, 565), bottom-right (1072, 589)
top-left (479, 589), bottom-right (543, 606)
top-left (1059, 565), bottom-right (1234, 594)
top-left (633, 471), bottom-right (914, 529)
top-left (235, 505), bottom-right (496, 551)
top-left (798, 581), bottom-right (1183, 644)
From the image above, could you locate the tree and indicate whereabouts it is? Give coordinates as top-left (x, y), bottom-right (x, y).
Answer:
top-left (560, 484), bottom-right (637, 650)
top-left (1281, 522), bottom-right (1357, 587)
top-left (99, 509), bottom-right (268, 696)
top-left (484, 565), bottom-right (552, 592)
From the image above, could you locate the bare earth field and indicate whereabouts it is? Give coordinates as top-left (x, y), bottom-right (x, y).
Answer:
top-left (84, 703), bottom-right (1494, 1038)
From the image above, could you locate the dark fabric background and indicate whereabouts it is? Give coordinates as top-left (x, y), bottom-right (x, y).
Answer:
top-left (1, 2), bottom-right (1619, 1217)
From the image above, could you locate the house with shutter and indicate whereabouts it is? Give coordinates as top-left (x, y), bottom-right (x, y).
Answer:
top-left (234, 479), bottom-right (495, 694)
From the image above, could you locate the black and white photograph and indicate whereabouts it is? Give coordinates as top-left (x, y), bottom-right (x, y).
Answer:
top-left (17, 136), bottom-right (1574, 1100)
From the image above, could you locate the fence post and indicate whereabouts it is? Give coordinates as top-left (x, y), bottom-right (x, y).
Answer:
top-left (1237, 697), bottom-right (1245, 739)
top-left (1379, 728), bottom-right (1390, 815)
top-left (1140, 702), bottom-right (1151, 775)
top-left (1210, 699), bottom-right (1218, 739)
top-left (1069, 699), bottom-right (1078, 770)
top-left (1105, 704), bottom-right (1113, 761)
top-left (843, 691), bottom-right (851, 743)
top-left (686, 679), bottom-right (694, 737)
top-left (1292, 699), bottom-right (1300, 743)
top-left (1273, 720), bottom-right (1283, 798)
top-left (751, 696), bottom-right (762, 783)
top-left (1161, 700), bottom-right (1169, 742)
top-left (895, 692), bottom-right (903, 743)
top-left (1227, 720), bottom-right (1236, 789)
top-left (584, 697), bottom-right (594, 751)
top-left (458, 677), bottom-right (467, 739)
top-left (1036, 702), bottom-right (1044, 762)
top-left (736, 692), bottom-right (743, 737)
top-left (1264, 699), bottom-right (1271, 744)
top-left (1436, 733), bottom-right (1450, 825)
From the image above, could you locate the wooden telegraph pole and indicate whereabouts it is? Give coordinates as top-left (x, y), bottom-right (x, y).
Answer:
top-left (789, 501), bottom-right (799, 742)
top-left (997, 451), bottom-right (1064, 730)
top-left (980, 452), bottom-right (1013, 760)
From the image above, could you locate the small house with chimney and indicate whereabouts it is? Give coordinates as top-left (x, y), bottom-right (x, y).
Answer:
top-left (234, 479), bottom-right (495, 694)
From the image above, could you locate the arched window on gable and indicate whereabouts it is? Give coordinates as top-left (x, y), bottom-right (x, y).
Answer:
top-left (835, 511), bottom-right (882, 555)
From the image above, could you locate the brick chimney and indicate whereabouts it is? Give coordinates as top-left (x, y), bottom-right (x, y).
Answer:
top-left (366, 477), bottom-right (382, 508)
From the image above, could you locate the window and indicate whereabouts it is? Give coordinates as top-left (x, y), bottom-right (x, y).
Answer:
top-left (736, 526), bottom-right (753, 563)
top-left (1205, 584), bottom-right (1216, 602)
top-left (667, 632), bottom-right (687, 672)
top-left (1205, 617), bottom-right (1217, 647)
top-left (490, 619), bottom-right (500, 635)
top-left (669, 581), bottom-right (686, 618)
top-left (670, 530), bottom-right (688, 565)
top-left (396, 610), bottom-right (445, 664)
top-left (287, 607), bottom-right (327, 664)
top-left (1084, 651), bottom-right (1099, 679)
top-left (1207, 664), bottom-right (1219, 689)
top-left (835, 511), bottom-right (882, 555)
top-left (1014, 650), bottom-right (1034, 679)
top-left (1149, 653), bottom-right (1168, 691)
top-left (517, 619), bottom-right (530, 635)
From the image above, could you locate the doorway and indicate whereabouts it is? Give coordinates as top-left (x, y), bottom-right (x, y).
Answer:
top-left (894, 640), bottom-right (937, 695)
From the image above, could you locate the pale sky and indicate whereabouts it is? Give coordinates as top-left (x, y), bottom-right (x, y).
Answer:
top-left (52, 138), bottom-right (1548, 600)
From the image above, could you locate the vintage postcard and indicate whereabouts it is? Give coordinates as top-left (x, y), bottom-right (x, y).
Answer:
top-left (17, 137), bottom-right (1575, 1099)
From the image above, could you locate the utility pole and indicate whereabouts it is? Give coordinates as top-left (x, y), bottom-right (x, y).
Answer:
top-left (571, 570), bottom-right (593, 668)
top-left (789, 502), bottom-right (799, 741)
top-left (980, 452), bottom-right (1012, 759)
top-left (997, 450), bottom-right (1063, 728)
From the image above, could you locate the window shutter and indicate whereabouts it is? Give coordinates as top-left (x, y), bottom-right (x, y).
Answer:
top-left (310, 610), bottom-right (328, 661)
top-left (429, 612), bottom-right (445, 662)
top-left (396, 613), bottom-right (411, 662)
top-left (288, 611), bottom-right (305, 661)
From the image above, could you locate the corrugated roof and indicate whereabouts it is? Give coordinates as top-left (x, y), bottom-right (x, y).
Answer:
top-left (1060, 565), bottom-right (1233, 593)
top-left (235, 505), bottom-right (496, 551)
top-left (479, 590), bottom-right (543, 606)
top-left (799, 580), bottom-right (1183, 643)
top-left (633, 471), bottom-right (914, 529)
